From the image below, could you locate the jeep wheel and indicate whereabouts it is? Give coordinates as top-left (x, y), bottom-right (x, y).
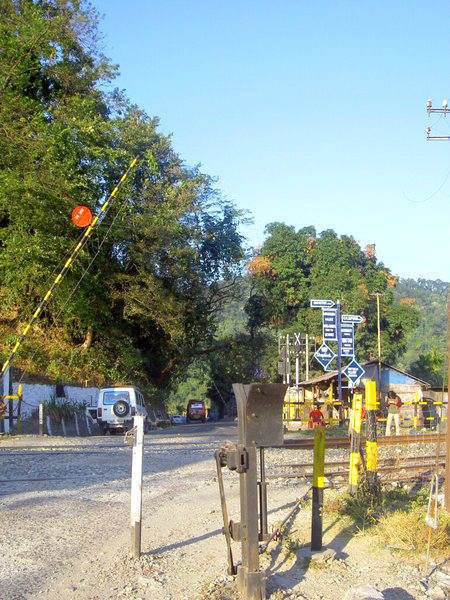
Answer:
top-left (113, 400), bottom-right (130, 417)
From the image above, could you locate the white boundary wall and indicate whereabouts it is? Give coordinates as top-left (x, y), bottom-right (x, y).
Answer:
top-left (11, 382), bottom-right (100, 416)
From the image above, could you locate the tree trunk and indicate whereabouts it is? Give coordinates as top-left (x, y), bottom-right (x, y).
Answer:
top-left (82, 326), bottom-right (93, 351)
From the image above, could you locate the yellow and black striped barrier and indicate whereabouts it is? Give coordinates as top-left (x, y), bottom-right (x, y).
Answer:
top-left (0, 157), bottom-right (139, 377)
top-left (311, 425), bottom-right (325, 551)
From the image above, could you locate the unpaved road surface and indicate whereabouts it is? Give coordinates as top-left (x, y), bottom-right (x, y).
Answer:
top-left (0, 425), bottom-right (444, 600)
top-left (0, 423), bottom-right (308, 600)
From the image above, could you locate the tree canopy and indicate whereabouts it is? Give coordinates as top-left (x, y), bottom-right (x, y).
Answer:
top-left (245, 224), bottom-right (419, 372)
top-left (0, 0), bottom-right (246, 395)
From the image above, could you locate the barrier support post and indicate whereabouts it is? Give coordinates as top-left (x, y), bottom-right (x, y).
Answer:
top-left (413, 391), bottom-right (419, 430)
top-left (311, 426), bottom-right (325, 551)
top-left (349, 391), bottom-right (363, 494)
top-left (130, 415), bottom-right (144, 558)
top-left (39, 403), bottom-right (44, 436)
top-left (16, 385), bottom-right (22, 434)
top-left (365, 380), bottom-right (379, 490)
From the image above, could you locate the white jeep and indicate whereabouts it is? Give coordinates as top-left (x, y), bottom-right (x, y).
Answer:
top-left (96, 387), bottom-right (148, 435)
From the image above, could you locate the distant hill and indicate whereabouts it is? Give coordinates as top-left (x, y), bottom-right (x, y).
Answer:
top-left (396, 278), bottom-right (448, 375)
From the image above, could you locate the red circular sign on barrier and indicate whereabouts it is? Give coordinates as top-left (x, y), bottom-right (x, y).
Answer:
top-left (71, 205), bottom-right (93, 228)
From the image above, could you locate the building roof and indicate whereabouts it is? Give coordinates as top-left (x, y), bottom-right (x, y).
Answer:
top-left (299, 360), bottom-right (430, 387)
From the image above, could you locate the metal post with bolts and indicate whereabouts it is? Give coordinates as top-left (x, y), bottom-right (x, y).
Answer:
top-left (38, 403), bottom-right (44, 436)
top-left (232, 383), bottom-right (287, 600)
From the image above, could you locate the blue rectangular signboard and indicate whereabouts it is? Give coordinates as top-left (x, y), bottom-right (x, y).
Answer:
top-left (310, 299), bottom-right (335, 308)
top-left (322, 308), bottom-right (337, 342)
top-left (341, 324), bottom-right (354, 357)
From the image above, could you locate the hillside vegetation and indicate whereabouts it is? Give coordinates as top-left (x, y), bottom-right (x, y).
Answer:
top-left (0, 0), bottom-right (246, 399)
top-left (396, 278), bottom-right (448, 385)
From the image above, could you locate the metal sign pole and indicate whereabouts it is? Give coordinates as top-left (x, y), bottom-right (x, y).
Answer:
top-left (336, 300), bottom-right (343, 423)
top-left (305, 334), bottom-right (309, 381)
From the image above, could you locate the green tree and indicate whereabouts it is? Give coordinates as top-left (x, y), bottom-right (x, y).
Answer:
top-left (0, 0), bottom-right (245, 395)
top-left (246, 224), bottom-right (419, 375)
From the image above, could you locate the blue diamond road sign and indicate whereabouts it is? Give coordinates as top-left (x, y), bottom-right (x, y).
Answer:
top-left (343, 359), bottom-right (365, 385)
top-left (314, 343), bottom-right (336, 370)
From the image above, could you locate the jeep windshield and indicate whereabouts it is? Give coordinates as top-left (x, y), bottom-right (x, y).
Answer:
top-left (102, 391), bottom-right (130, 405)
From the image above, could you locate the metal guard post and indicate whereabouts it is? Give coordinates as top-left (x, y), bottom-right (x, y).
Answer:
top-left (217, 383), bottom-right (287, 600)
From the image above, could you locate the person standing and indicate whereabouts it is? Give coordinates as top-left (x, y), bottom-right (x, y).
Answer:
top-left (385, 390), bottom-right (402, 436)
top-left (309, 402), bottom-right (325, 428)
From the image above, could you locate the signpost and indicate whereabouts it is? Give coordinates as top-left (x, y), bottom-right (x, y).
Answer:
top-left (341, 314), bottom-right (364, 324)
top-left (313, 343), bottom-right (336, 370)
top-left (322, 309), bottom-right (338, 342)
top-left (310, 299), bottom-right (335, 308)
top-left (343, 359), bottom-right (365, 386)
top-left (341, 324), bottom-right (355, 357)
top-left (336, 301), bottom-right (343, 420)
top-left (311, 299), bottom-right (365, 419)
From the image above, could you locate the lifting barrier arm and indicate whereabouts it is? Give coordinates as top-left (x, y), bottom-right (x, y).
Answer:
top-left (0, 156), bottom-right (139, 378)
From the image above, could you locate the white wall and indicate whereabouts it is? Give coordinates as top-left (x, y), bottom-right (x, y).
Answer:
top-left (12, 382), bottom-right (100, 416)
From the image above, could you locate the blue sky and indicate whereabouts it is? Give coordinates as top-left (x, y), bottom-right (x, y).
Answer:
top-left (93, 0), bottom-right (449, 280)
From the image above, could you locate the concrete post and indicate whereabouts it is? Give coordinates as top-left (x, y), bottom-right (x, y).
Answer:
top-left (130, 415), bottom-right (144, 558)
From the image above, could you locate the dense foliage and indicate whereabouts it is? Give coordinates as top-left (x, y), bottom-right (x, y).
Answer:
top-left (396, 278), bottom-right (448, 385)
top-left (0, 0), bottom-right (245, 394)
top-left (245, 224), bottom-right (419, 373)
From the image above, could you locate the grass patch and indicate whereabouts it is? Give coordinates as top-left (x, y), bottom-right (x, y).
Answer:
top-left (376, 506), bottom-right (450, 558)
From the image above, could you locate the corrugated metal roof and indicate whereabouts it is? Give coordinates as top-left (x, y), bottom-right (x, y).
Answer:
top-left (299, 360), bottom-right (430, 387)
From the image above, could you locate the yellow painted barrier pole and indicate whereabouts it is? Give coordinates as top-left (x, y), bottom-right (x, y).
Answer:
top-left (365, 380), bottom-right (379, 490)
top-left (311, 426), bottom-right (325, 551)
top-left (349, 391), bottom-right (363, 493)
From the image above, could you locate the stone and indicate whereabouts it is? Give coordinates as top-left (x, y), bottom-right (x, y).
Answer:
top-left (433, 571), bottom-right (450, 591)
top-left (344, 584), bottom-right (384, 600)
top-left (427, 586), bottom-right (446, 600)
top-left (310, 548), bottom-right (337, 563)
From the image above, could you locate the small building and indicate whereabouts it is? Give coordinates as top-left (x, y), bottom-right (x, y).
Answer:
top-left (292, 360), bottom-right (439, 426)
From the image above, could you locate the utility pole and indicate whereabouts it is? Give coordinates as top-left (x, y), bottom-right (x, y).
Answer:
top-left (425, 98), bottom-right (449, 509)
top-left (426, 99), bottom-right (450, 140)
top-left (305, 334), bottom-right (310, 381)
top-left (286, 334), bottom-right (291, 386)
top-left (445, 290), bottom-right (450, 511)
top-left (370, 292), bottom-right (382, 390)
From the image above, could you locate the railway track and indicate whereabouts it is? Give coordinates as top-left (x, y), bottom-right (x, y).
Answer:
top-left (269, 433), bottom-right (445, 484)
top-left (277, 432), bottom-right (445, 449)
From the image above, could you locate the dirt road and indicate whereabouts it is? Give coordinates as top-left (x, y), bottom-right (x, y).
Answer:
top-left (0, 422), bottom-right (306, 600)
top-left (1, 425), bottom-right (440, 600)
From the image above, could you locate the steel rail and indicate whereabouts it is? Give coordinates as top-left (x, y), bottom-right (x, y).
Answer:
top-left (276, 454), bottom-right (446, 470)
top-left (268, 461), bottom-right (445, 480)
top-left (276, 433), bottom-right (445, 450)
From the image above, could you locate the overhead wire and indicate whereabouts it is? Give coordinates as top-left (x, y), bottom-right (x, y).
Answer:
top-left (403, 168), bottom-right (450, 204)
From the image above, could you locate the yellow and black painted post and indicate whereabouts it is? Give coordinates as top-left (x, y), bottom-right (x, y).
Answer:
top-left (348, 390), bottom-right (363, 494)
top-left (365, 380), bottom-right (378, 488)
top-left (413, 391), bottom-right (419, 430)
top-left (311, 425), bottom-right (325, 551)
top-left (16, 385), bottom-right (23, 434)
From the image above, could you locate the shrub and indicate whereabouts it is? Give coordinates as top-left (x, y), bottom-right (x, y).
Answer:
top-left (43, 397), bottom-right (87, 424)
